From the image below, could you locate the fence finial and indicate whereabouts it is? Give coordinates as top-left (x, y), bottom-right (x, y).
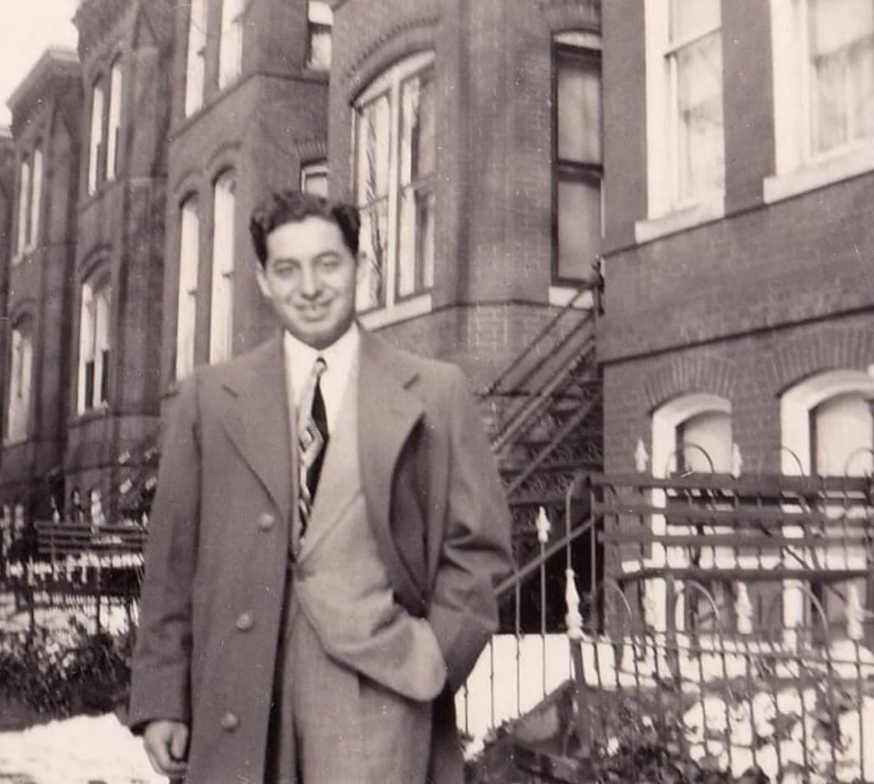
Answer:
top-left (535, 506), bottom-right (551, 544)
top-left (731, 443), bottom-right (743, 478)
top-left (565, 568), bottom-right (583, 640)
top-left (635, 439), bottom-right (649, 473)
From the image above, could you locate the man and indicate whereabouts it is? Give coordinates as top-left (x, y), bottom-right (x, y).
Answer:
top-left (128, 190), bottom-right (512, 784)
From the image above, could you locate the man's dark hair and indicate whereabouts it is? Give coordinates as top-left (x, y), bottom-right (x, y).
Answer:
top-left (249, 189), bottom-right (361, 265)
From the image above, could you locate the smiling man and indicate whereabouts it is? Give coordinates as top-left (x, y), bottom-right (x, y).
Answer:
top-left (127, 190), bottom-right (512, 784)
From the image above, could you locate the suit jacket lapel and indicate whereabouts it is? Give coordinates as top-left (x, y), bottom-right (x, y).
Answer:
top-left (358, 332), bottom-right (426, 603)
top-left (216, 334), bottom-right (293, 524)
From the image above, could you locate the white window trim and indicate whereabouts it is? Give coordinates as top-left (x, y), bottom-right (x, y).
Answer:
top-left (5, 325), bottom-right (33, 445)
top-left (77, 277), bottom-right (112, 415)
top-left (209, 173), bottom-right (236, 365)
top-left (14, 156), bottom-right (31, 260)
top-left (184, 0), bottom-right (207, 117)
top-left (28, 149), bottom-right (43, 252)
top-left (358, 292), bottom-right (433, 331)
top-left (218, 0), bottom-right (244, 90)
top-left (176, 198), bottom-right (200, 380)
top-left (353, 50), bottom-right (436, 316)
top-left (639, 0), bottom-right (726, 235)
top-left (766, 0), bottom-right (874, 204)
top-left (300, 160), bottom-right (329, 196)
top-left (88, 81), bottom-right (105, 195)
top-left (106, 60), bottom-right (123, 181)
top-left (548, 286), bottom-right (595, 309)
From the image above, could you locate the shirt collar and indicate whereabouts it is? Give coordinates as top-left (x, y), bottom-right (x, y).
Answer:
top-left (283, 323), bottom-right (360, 398)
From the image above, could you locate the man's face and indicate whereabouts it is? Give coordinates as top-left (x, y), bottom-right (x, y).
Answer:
top-left (256, 216), bottom-right (359, 350)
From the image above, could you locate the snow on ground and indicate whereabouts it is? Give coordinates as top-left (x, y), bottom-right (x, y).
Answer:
top-left (0, 713), bottom-right (162, 784)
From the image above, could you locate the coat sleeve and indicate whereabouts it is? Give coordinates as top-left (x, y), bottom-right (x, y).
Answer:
top-left (127, 375), bottom-right (201, 732)
top-left (427, 367), bottom-right (513, 692)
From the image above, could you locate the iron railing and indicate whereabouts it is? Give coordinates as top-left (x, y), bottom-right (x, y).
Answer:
top-left (461, 470), bottom-right (874, 784)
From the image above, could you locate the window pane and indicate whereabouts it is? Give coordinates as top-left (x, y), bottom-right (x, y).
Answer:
top-left (355, 95), bottom-right (391, 204)
top-left (106, 61), bottom-right (123, 180)
top-left (398, 187), bottom-right (435, 297)
top-left (301, 164), bottom-right (328, 197)
top-left (813, 393), bottom-right (874, 476)
top-left (557, 51), bottom-right (601, 164)
top-left (557, 176), bottom-right (601, 280)
top-left (670, 0), bottom-right (720, 42)
top-left (210, 174), bottom-right (236, 364)
top-left (679, 410), bottom-right (732, 473)
top-left (356, 201), bottom-right (388, 310)
top-left (218, 0), bottom-right (243, 88)
top-left (177, 199), bottom-right (199, 380)
top-left (675, 31), bottom-right (724, 201)
top-left (29, 150), bottom-right (42, 248)
top-left (16, 159), bottom-right (30, 255)
top-left (808, 0), bottom-right (874, 154)
top-left (88, 82), bottom-right (105, 194)
top-left (185, 0), bottom-right (207, 116)
top-left (400, 69), bottom-right (435, 185)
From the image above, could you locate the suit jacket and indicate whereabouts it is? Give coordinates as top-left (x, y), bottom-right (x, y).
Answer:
top-left (127, 330), bottom-right (513, 784)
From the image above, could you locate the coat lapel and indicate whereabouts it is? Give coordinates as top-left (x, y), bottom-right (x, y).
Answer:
top-left (358, 333), bottom-right (426, 603)
top-left (216, 334), bottom-right (293, 523)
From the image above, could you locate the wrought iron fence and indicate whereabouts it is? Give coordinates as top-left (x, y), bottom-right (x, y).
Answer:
top-left (461, 469), bottom-right (874, 783)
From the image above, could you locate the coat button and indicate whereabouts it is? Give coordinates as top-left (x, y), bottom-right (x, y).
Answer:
top-left (235, 611), bottom-right (254, 631)
top-left (220, 712), bottom-right (239, 732)
top-left (257, 512), bottom-right (275, 531)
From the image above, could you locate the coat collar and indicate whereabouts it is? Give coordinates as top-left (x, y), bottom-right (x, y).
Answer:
top-left (215, 330), bottom-right (426, 566)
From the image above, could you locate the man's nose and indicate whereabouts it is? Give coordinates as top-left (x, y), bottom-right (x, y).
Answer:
top-left (299, 265), bottom-right (321, 297)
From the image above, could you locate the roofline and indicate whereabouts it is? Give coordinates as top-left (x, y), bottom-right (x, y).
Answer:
top-left (7, 47), bottom-right (81, 114)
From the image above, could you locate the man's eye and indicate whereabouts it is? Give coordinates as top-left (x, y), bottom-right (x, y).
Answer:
top-left (274, 264), bottom-right (298, 277)
top-left (319, 258), bottom-right (340, 271)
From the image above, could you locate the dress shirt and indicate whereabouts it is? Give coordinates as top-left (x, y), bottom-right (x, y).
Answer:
top-left (283, 324), bottom-right (360, 434)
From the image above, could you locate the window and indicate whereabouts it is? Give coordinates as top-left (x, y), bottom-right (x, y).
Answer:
top-left (769, 0), bottom-right (874, 200)
top-left (644, 0), bottom-right (724, 215)
top-left (78, 276), bottom-right (112, 414)
top-left (209, 172), bottom-right (235, 364)
top-left (306, 1), bottom-right (333, 71)
top-left (15, 157), bottom-right (31, 257)
top-left (88, 79), bottom-right (105, 194)
top-left (811, 393), bottom-right (874, 477)
top-left (185, 0), bottom-right (207, 116)
top-left (301, 161), bottom-right (328, 197)
top-left (218, 0), bottom-right (244, 89)
top-left (353, 53), bottom-right (435, 312)
top-left (176, 197), bottom-right (200, 380)
top-left (29, 149), bottom-right (43, 250)
top-left (106, 59), bottom-right (123, 181)
top-left (6, 322), bottom-right (33, 443)
top-left (554, 41), bottom-right (602, 282)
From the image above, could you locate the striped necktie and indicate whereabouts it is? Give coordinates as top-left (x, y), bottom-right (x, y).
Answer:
top-left (296, 356), bottom-right (328, 551)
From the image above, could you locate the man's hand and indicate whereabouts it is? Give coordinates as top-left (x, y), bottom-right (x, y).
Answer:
top-left (143, 719), bottom-right (189, 778)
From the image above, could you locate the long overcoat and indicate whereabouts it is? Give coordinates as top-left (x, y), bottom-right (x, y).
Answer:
top-left (127, 331), bottom-right (513, 784)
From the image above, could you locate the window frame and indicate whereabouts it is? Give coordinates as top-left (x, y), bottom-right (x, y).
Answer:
top-left (106, 58), bottom-right (123, 181)
top-left (551, 37), bottom-right (604, 286)
top-left (176, 195), bottom-right (201, 381)
top-left (87, 78), bottom-right (106, 195)
top-left (765, 0), bottom-right (874, 203)
top-left (5, 319), bottom-right (33, 445)
top-left (184, 0), bottom-right (208, 116)
top-left (300, 160), bottom-right (329, 197)
top-left (637, 0), bottom-right (726, 241)
top-left (218, 0), bottom-right (245, 90)
top-left (306, 1), bottom-right (333, 72)
top-left (208, 171), bottom-right (236, 365)
top-left (352, 51), bottom-right (437, 317)
top-left (77, 273), bottom-right (112, 415)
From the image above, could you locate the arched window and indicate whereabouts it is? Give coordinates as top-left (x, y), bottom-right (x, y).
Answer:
top-left (176, 196), bottom-right (200, 380)
top-left (209, 172), bottom-right (236, 364)
top-left (5, 319), bottom-right (33, 443)
top-left (78, 273), bottom-right (112, 413)
top-left (353, 52), bottom-right (436, 312)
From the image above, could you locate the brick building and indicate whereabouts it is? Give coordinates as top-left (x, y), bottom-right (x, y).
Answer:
top-left (1, 50), bottom-right (83, 520)
top-left (599, 0), bottom-right (874, 631)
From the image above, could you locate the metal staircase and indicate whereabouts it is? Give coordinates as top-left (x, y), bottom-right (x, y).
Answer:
top-left (479, 283), bottom-right (603, 633)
